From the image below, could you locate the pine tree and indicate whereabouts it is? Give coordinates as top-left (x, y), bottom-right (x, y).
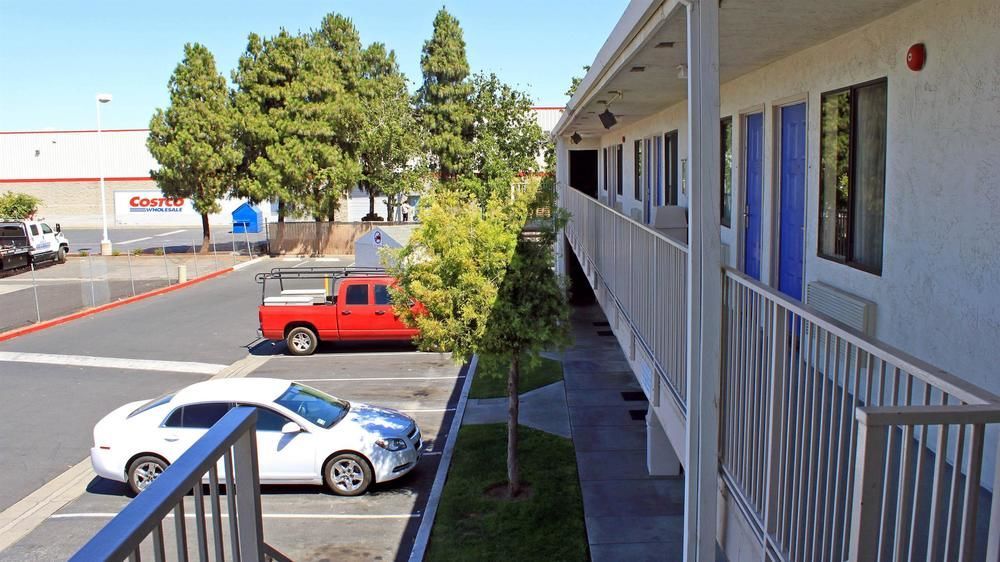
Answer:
top-left (416, 8), bottom-right (473, 181)
top-left (148, 43), bottom-right (240, 251)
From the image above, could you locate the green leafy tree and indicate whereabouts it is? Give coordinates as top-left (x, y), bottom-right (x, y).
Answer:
top-left (358, 43), bottom-right (426, 220)
top-left (565, 65), bottom-right (590, 98)
top-left (416, 8), bottom-right (473, 181)
top-left (233, 26), bottom-right (361, 233)
top-left (456, 73), bottom-right (545, 203)
top-left (389, 184), bottom-right (569, 496)
top-left (147, 43), bottom-right (240, 250)
top-left (0, 192), bottom-right (41, 219)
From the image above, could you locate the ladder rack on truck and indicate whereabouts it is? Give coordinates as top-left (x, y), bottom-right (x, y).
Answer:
top-left (254, 266), bottom-right (387, 303)
top-left (0, 238), bottom-right (31, 272)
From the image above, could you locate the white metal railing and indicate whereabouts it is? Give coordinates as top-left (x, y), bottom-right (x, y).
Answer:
top-left (563, 185), bottom-right (689, 407)
top-left (71, 407), bottom-right (291, 562)
top-left (560, 185), bottom-right (1000, 562)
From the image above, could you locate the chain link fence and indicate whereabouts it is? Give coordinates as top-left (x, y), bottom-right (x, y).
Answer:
top-left (0, 240), bottom-right (260, 334)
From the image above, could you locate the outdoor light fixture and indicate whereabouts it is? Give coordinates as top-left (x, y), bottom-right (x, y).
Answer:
top-left (599, 90), bottom-right (623, 130)
top-left (599, 109), bottom-right (618, 130)
top-left (571, 132), bottom-right (582, 144)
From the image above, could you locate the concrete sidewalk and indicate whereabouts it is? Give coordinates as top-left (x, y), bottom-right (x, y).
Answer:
top-left (463, 304), bottom-right (691, 561)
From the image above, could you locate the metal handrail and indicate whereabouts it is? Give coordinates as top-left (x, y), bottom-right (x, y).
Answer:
top-left (70, 407), bottom-right (286, 562)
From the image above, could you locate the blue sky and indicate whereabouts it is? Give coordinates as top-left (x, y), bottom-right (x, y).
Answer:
top-left (0, 0), bottom-right (627, 131)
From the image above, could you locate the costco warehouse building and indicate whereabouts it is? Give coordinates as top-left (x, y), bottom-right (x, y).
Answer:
top-left (0, 107), bottom-right (563, 227)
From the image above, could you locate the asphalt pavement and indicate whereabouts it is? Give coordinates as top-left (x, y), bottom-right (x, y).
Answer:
top-left (61, 226), bottom-right (267, 254)
top-left (0, 256), bottom-right (464, 561)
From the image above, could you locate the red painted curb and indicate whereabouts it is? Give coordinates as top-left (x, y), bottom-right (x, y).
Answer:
top-left (0, 266), bottom-right (235, 344)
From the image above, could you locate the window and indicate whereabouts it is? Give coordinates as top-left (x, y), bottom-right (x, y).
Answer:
top-left (41, 223), bottom-right (53, 234)
top-left (30, 225), bottom-right (39, 236)
top-left (274, 383), bottom-right (350, 429)
top-left (819, 79), bottom-right (887, 274)
top-left (602, 148), bottom-right (608, 191)
top-left (720, 117), bottom-right (733, 227)
top-left (374, 284), bottom-right (391, 305)
top-left (164, 403), bottom-right (232, 429)
top-left (664, 131), bottom-right (679, 205)
top-left (633, 140), bottom-right (642, 200)
top-left (253, 407), bottom-right (294, 432)
top-left (345, 284), bottom-right (369, 305)
top-left (615, 144), bottom-right (625, 195)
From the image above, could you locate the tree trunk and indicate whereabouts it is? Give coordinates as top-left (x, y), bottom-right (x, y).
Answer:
top-left (507, 352), bottom-right (521, 497)
top-left (199, 212), bottom-right (211, 254)
top-left (276, 200), bottom-right (286, 251)
top-left (369, 186), bottom-right (376, 217)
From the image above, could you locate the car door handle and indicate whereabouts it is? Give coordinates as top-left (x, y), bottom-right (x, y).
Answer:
top-left (164, 435), bottom-right (179, 442)
top-left (375, 310), bottom-right (386, 316)
top-left (342, 310), bottom-right (351, 315)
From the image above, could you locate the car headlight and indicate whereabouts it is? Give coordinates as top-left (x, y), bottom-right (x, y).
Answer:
top-left (376, 438), bottom-right (408, 452)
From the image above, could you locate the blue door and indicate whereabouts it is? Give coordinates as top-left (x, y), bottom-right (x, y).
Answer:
top-left (777, 103), bottom-right (807, 300)
top-left (743, 113), bottom-right (764, 280)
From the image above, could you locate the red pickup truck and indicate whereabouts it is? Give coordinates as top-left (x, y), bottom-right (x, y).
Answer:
top-left (257, 268), bottom-right (419, 356)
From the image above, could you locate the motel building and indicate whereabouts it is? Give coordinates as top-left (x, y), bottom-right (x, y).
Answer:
top-left (553, 0), bottom-right (999, 560)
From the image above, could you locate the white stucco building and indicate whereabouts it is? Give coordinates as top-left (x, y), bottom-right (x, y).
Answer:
top-left (553, 0), bottom-right (1000, 560)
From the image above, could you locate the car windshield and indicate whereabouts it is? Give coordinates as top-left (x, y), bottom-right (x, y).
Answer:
top-left (128, 392), bottom-right (175, 418)
top-left (274, 383), bottom-right (349, 429)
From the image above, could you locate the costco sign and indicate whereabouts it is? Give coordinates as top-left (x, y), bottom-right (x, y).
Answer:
top-left (113, 191), bottom-right (265, 226)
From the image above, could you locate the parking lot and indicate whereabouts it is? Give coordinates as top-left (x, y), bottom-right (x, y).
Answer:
top-left (0, 257), bottom-right (467, 561)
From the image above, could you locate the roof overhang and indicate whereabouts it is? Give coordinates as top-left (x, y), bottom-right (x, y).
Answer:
top-left (555, 0), bottom-right (920, 140)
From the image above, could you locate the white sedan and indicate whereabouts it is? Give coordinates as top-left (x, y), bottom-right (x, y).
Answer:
top-left (90, 378), bottom-right (422, 496)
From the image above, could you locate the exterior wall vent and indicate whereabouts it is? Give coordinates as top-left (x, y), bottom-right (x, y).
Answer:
top-left (805, 281), bottom-right (876, 336)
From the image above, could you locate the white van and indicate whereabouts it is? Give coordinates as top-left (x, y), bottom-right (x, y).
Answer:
top-left (0, 219), bottom-right (70, 265)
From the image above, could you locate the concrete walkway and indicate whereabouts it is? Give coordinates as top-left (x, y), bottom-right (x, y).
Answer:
top-left (462, 303), bottom-right (691, 561)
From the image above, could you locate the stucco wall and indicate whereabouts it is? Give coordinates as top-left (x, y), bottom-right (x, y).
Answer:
top-left (586, 0), bottom-right (1000, 401)
top-left (2, 180), bottom-right (155, 226)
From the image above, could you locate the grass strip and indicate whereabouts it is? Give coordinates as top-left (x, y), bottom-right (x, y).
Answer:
top-left (469, 354), bottom-right (563, 399)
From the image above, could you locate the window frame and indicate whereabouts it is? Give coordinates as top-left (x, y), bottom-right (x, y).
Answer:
top-left (616, 145), bottom-right (623, 196)
top-left (664, 131), bottom-right (679, 205)
top-left (633, 140), bottom-right (642, 201)
top-left (344, 283), bottom-right (370, 306)
top-left (161, 402), bottom-right (234, 429)
top-left (817, 77), bottom-right (888, 276)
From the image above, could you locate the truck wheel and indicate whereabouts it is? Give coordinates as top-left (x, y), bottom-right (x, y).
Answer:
top-left (286, 326), bottom-right (318, 356)
top-left (56, 246), bottom-right (67, 264)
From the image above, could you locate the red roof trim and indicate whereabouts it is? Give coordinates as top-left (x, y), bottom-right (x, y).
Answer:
top-left (0, 128), bottom-right (150, 135)
top-left (532, 106), bottom-right (565, 111)
top-left (0, 177), bottom-right (153, 184)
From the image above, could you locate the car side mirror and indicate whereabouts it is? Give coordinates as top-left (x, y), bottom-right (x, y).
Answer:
top-left (55, 223), bottom-right (61, 233)
top-left (281, 422), bottom-right (302, 434)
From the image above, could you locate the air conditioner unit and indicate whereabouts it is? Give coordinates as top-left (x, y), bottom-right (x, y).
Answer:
top-left (806, 281), bottom-right (876, 336)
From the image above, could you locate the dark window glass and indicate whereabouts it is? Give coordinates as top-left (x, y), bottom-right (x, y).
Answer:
top-left (164, 403), bottom-right (231, 429)
top-left (720, 117), bottom-right (733, 227)
top-left (819, 79), bottom-right (887, 274)
top-left (41, 223), bottom-right (53, 234)
top-left (30, 225), bottom-right (39, 236)
top-left (345, 284), bottom-right (369, 305)
top-left (633, 140), bottom-right (642, 200)
top-left (602, 148), bottom-right (608, 191)
top-left (374, 284), bottom-right (391, 305)
top-left (254, 407), bottom-right (293, 432)
top-left (616, 145), bottom-right (623, 196)
top-left (665, 131), bottom-right (679, 205)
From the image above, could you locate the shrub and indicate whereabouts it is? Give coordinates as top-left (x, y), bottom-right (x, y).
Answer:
top-left (0, 192), bottom-right (41, 219)
top-left (111, 249), bottom-right (121, 257)
top-left (154, 248), bottom-right (165, 256)
top-left (131, 248), bottom-right (144, 256)
top-left (79, 250), bottom-right (89, 257)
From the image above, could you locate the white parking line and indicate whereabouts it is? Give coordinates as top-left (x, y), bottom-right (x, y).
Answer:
top-left (0, 352), bottom-right (226, 375)
top-left (154, 230), bottom-right (186, 237)
top-left (117, 236), bottom-right (152, 245)
top-left (296, 376), bottom-right (465, 382)
top-left (50, 512), bottom-right (420, 520)
top-left (398, 408), bottom-right (456, 413)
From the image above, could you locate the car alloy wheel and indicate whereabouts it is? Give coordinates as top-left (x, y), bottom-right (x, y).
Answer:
top-left (127, 455), bottom-right (169, 494)
top-left (324, 453), bottom-right (372, 496)
top-left (286, 326), bottom-right (318, 356)
top-left (291, 332), bottom-right (312, 352)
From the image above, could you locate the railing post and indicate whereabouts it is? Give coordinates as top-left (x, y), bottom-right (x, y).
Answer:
top-left (848, 416), bottom-right (887, 562)
top-left (986, 431), bottom-right (1000, 562)
top-left (233, 425), bottom-right (264, 562)
top-left (762, 301), bottom-right (788, 535)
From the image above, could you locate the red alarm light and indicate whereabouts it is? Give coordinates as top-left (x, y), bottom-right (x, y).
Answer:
top-left (907, 43), bottom-right (926, 71)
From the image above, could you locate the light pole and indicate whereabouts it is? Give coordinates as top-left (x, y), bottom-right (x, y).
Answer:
top-left (96, 93), bottom-right (113, 256)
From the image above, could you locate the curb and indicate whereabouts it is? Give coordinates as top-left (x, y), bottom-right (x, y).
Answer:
top-left (0, 257), bottom-right (265, 344)
top-left (408, 354), bottom-right (478, 562)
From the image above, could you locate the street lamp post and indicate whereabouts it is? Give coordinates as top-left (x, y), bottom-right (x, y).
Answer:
top-left (96, 93), bottom-right (113, 256)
